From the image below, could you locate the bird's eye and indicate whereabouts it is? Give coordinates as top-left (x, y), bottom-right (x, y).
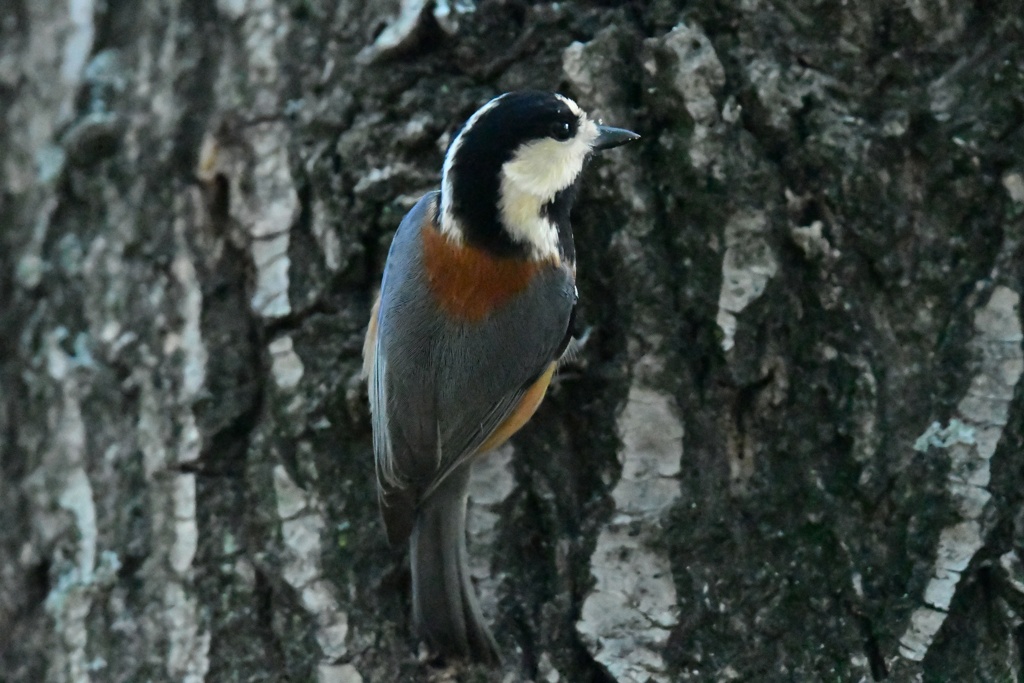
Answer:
top-left (550, 120), bottom-right (573, 141)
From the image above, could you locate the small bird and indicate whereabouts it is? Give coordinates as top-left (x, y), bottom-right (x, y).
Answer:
top-left (363, 91), bottom-right (638, 664)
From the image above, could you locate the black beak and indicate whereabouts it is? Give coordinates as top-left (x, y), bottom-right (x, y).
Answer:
top-left (593, 125), bottom-right (640, 151)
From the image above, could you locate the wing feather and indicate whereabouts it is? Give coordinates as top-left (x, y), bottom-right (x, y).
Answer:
top-left (369, 191), bottom-right (575, 542)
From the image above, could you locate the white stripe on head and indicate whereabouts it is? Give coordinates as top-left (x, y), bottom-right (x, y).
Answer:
top-left (440, 93), bottom-right (506, 241)
top-left (555, 93), bottom-right (582, 117)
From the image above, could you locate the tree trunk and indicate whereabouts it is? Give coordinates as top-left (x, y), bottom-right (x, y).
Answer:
top-left (2, 1), bottom-right (1023, 681)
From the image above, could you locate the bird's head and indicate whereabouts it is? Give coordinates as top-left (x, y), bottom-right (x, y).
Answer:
top-left (440, 91), bottom-right (639, 262)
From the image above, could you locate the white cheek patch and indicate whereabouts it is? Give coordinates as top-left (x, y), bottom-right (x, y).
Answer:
top-left (497, 116), bottom-right (598, 260)
top-left (501, 135), bottom-right (589, 200)
top-left (496, 186), bottom-right (559, 261)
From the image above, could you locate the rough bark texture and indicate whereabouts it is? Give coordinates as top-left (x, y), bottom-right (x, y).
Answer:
top-left (2, 1), bottom-right (1024, 681)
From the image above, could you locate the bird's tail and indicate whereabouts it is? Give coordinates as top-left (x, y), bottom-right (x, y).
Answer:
top-left (410, 463), bottom-right (500, 664)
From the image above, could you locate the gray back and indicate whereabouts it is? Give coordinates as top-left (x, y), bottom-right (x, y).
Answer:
top-left (372, 192), bottom-right (575, 494)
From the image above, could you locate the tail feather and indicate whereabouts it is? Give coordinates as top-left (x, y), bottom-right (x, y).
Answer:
top-left (410, 464), bottom-right (500, 664)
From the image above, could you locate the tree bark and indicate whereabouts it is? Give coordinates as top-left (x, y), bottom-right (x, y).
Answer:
top-left (2, 1), bottom-right (1023, 681)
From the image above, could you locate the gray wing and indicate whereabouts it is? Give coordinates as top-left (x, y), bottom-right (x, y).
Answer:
top-left (424, 286), bottom-right (570, 497)
top-left (369, 192), bottom-right (574, 541)
top-left (369, 194), bottom-right (441, 494)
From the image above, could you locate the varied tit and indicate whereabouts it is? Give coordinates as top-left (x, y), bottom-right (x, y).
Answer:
top-left (363, 91), bottom-right (639, 664)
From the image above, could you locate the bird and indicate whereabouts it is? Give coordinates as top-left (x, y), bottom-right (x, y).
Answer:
top-left (363, 90), bottom-right (639, 664)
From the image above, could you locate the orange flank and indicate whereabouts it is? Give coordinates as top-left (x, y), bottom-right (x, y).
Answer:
top-left (421, 225), bottom-right (557, 322)
top-left (362, 292), bottom-right (380, 379)
top-left (477, 362), bottom-right (557, 454)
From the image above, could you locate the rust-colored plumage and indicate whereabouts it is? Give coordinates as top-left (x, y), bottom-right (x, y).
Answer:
top-left (477, 361), bottom-right (556, 454)
top-left (421, 224), bottom-right (557, 322)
